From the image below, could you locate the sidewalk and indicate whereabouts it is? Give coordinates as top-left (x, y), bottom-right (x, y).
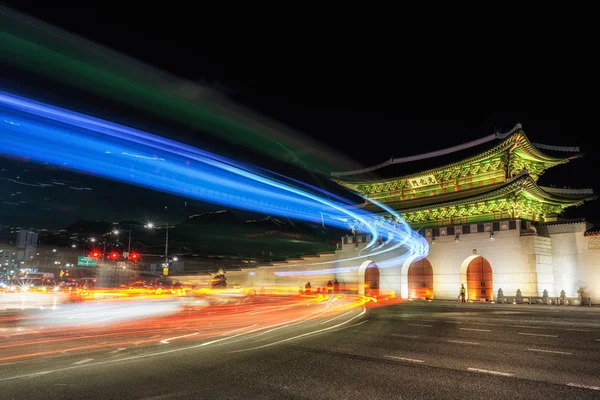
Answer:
top-left (418, 298), bottom-right (600, 313)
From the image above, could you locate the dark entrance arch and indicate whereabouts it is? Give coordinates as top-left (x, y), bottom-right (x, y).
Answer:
top-left (408, 258), bottom-right (434, 299)
top-left (364, 263), bottom-right (380, 297)
top-left (466, 257), bottom-right (493, 301)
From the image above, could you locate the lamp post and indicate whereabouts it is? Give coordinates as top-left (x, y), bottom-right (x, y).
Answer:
top-left (113, 227), bottom-right (133, 254)
top-left (145, 222), bottom-right (171, 272)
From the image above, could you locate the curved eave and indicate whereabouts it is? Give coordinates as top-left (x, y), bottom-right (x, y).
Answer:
top-left (513, 133), bottom-right (581, 164)
top-left (520, 179), bottom-right (594, 205)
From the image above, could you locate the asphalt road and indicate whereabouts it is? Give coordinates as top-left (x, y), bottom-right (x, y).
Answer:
top-left (1, 298), bottom-right (599, 399)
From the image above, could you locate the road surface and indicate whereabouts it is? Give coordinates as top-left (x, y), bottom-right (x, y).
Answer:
top-left (1, 297), bottom-right (599, 399)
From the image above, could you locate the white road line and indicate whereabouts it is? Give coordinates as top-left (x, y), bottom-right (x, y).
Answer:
top-left (448, 340), bottom-right (480, 345)
top-left (596, 339), bottom-right (600, 341)
top-left (109, 348), bottom-right (127, 354)
top-left (467, 368), bottom-right (513, 376)
top-left (564, 329), bottom-right (590, 332)
top-left (72, 359), bottom-right (94, 365)
top-left (385, 356), bottom-right (424, 363)
top-left (513, 325), bottom-right (544, 329)
top-left (567, 383), bottom-right (600, 391)
top-left (391, 334), bottom-right (419, 339)
top-left (528, 348), bottom-right (571, 355)
top-left (0, 324), bottom-right (258, 382)
top-left (160, 332), bottom-right (200, 344)
top-left (518, 333), bottom-right (557, 338)
top-left (408, 324), bottom-right (432, 328)
top-left (459, 328), bottom-right (491, 332)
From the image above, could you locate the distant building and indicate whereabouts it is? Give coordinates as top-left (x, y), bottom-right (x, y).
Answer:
top-left (16, 230), bottom-right (38, 266)
top-left (0, 244), bottom-right (16, 273)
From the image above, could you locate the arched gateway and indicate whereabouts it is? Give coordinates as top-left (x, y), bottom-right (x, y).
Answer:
top-left (408, 258), bottom-right (434, 299)
top-left (358, 261), bottom-right (380, 296)
top-left (461, 256), bottom-right (493, 301)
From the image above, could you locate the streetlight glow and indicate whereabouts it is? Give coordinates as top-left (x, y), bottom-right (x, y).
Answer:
top-left (52, 249), bottom-right (56, 252)
top-left (145, 223), bottom-right (154, 229)
top-left (113, 230), bottom-right (120, 235)
top-left (90, 238), bottom-right (96, 242)
top-left (173, 257), bottom-right (178, 261)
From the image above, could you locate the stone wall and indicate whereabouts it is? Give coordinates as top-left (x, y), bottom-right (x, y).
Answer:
top-left (173, 224), bottom-right (600, 303)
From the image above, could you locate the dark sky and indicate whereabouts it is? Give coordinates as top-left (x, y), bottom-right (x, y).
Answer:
top-left (1, 2), bottom-right (598, 227)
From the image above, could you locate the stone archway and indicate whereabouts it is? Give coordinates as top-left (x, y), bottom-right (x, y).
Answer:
top-left (357, 260), bottom-right (379, 296)
top-left (408, 258), bottom-right (434, 300)
top-left (460, 255), bottom-right (493, 301)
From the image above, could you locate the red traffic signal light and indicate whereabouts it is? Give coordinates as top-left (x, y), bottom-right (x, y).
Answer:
top-left (109, 252), bottom-right (119, 259)
top-left (89, 251), bottom-right (100, 258)
top-left (129, 253), bottom-right (139, 260)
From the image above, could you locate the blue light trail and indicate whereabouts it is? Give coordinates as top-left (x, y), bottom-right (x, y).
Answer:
top-left (0, 90), bottom-right (428, 275)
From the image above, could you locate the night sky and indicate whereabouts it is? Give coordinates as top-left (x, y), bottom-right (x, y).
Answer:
top-left (1, 2), bottom-right (598, 228)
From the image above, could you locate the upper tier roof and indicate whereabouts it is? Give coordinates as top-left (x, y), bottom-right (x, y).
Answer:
top-left (331, 124), bottom-right (581, 182)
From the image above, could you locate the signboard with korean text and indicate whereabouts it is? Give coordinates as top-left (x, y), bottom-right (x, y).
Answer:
top-left (77, 256), bottom-right (96, 267)
top-left (407, 174), bottom-right (438, 189)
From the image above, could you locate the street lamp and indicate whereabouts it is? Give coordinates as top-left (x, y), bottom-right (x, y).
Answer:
top-left (113, 229), bottom-right (133, 253)
top-left (145, 222), bottom-right (169, 268)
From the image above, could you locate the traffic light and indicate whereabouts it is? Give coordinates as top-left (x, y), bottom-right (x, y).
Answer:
top-left (109, 252), bottom-right (119, 260)
top-left (129, 252), bottom-right (139, 260)
top-left (89, 250), bottom-right (100, 258)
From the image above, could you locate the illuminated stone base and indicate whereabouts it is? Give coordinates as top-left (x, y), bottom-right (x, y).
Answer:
top-left (176, 221), bottom-right (599, 304)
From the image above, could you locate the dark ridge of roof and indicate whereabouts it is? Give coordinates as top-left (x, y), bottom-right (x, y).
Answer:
top-left (539, 186), bottom-right (595, 200)
top-left (336, 137), bottom-right (505, 183)
top-left (333, 125), bottom-right (581, 183)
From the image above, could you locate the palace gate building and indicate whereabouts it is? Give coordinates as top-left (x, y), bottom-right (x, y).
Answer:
top-left (179, 124), bottom-right (599, 303)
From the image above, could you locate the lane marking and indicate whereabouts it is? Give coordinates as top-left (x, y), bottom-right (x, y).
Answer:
top-left (109, 348), bottom-right (127, 354)
top-left (385, 356), bottom-right (424, 363)
top-left (518, 333), bottom-right (557, 338)
top-left (528, 348), bottom-right (572, 355)
top-left (160, 332), bottom-right (200, 344)
top-left (563, 329), bottom-right (590, 332)
top-left (0, 324), bottom-right (257, 382)
top-left (448, 340), bottom-right (480, 345)
top-left (567, 383), bottom-right (600, 391)
top-left (467, 368), bottom-right (512, 376)
top-left (513, 325), bottom-right (544, 329)
top-left (72, 359), bottom-right (94, 365)
top-left (459, 328), bottom-right (491, 332)
top-left (391, 334), bottom-right (418, 339)
top-left (408, 324), bottom-right (432, 328)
